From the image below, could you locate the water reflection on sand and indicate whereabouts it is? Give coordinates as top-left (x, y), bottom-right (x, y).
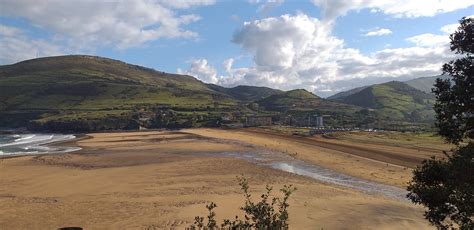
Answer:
top-left (193, 150), bottom-right (407, 200)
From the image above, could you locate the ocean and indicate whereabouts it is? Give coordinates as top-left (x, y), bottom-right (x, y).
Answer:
top-left (0, 133), bottom-right (81, 156)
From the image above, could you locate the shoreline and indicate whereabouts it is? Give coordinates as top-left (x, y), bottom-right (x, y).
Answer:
top-left (1, 128), bottom-right (442, 186)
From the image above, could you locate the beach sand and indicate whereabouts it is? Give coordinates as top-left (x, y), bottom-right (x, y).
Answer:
top-left (0, 129), bottom-right (435, 229)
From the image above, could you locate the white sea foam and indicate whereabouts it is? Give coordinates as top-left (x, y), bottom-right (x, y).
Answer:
top-left (0, 133), bottom-right (80, 156)
top-left (14, 134), bottom-right (36, 142)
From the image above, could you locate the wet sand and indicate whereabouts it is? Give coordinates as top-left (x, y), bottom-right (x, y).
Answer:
top-left (188, 128), bottom-right (444, 188)
top-left (0, 129), bottom-right (435, 229)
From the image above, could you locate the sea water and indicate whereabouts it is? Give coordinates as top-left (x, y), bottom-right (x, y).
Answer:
top-left (0, 133), bottom-right (81, 156)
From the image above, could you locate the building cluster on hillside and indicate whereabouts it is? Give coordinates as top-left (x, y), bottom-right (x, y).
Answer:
top-left (276, 115), bottom-right (324, 127)
top-left (136, 106), bottom-right (327, 129)
top-left (245, 116), bottom-right (273, 127)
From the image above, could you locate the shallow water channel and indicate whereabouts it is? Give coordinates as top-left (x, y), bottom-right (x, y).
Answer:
top-left (196, 150), bottom-right (408, 201)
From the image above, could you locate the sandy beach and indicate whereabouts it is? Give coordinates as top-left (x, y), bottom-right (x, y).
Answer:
top-left (0, 128), bottom-right (437, 229)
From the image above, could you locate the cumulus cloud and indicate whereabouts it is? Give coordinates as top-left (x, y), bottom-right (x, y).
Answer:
top-left (406, 34), bottom-right (449, 47)
top-left (406, 20), bottom-right (462, 48)
top-left (177, 59), bottom-right (219, 84)
top-left (0, 0), bottom-right (212, 60)
top-left (0, 24), bottom-right (66, 64)
top-left (364, 28), bottom-right (392, 36)
top-left (312, 0), bottom-right (474, 21)
top-left (214, 13), bottom-right (455, 96)
top-left (233, 14), bottom-right (338, 71)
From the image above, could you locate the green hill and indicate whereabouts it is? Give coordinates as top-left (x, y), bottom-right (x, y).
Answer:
top-left (257, 89), bottom-right (359, 113)
top-left (0, 55), bottom-right (236, 130)
top-left (331, 81), bottom-right (435, 121)
top-left (207, 84), bottom-right (282, 101)
top-left (0, 55), bottom-right (436, 131)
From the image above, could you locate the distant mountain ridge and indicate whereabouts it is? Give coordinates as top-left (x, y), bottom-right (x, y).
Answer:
top-left (329, 80), bottom-right (435, 121)
top-left (328, 86), bottom-right (368, 100)
top-left (329, 75), bottom-right (449, 99)
top-left (0, 55), bottom-right (361, 131)
top-left (405, 75), bottom-right (450, 93)
top-left (257, 89), bottom-right (360, 113)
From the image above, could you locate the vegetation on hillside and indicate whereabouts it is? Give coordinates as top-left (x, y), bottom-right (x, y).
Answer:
top-left (257, 89), bottom-right (357, 113)
top-left (208, 84), bottom-right (282, 102)
top-left (331, 81), bottom-right (435, 121)
top-left (0, 55), bottom-right (440, 132)
top-left (0, 55), bottom-right (238, 130)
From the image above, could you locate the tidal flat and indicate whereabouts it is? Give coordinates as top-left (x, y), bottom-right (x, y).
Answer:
top-left (0, 128), bottom-right (444, 229)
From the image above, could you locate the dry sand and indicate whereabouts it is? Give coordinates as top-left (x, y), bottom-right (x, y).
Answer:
top-left (0, 129), bottom-right (435, 229)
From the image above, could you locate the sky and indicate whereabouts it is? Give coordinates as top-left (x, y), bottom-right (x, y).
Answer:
top-left (0, 0), bottom-right (473, 97)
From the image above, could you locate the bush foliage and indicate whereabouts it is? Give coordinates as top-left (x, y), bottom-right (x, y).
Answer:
top-left (188, 176), bottom-right (296, 230)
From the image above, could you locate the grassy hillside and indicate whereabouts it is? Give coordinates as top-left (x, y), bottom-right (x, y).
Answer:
top-left (332, 81), bottom-right (435, 121)
top-left (0, 55), bottom-right (236, 110)
top-left (0, 55), bottom-right (237, 129)
top-left (0, 55), bottom-right (436, 131)
top-left (257, 89), bottom-right (359, 113)
top-left (207, 84), bottom-right (282, 101)
top-left (257, 89), bottom-right (317, 111)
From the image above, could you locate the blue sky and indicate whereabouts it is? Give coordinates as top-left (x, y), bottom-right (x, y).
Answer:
top-left (1, 0), bottom-right (473, 97)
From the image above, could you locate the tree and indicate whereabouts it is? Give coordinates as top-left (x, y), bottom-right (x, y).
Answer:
top-left (407, 17), bottom-right (474, 230)
top-left (433, 17), bottom-right (474, 144)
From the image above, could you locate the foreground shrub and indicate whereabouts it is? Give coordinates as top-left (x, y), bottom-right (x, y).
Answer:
top-left (188, 176), bottom-right (296, 230)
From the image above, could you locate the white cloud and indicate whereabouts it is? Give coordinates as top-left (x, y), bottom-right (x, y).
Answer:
top-left (0, 0), bottom-right (212, 51)
top-left (312, 0), bottom-right (474, 20)
top-left (439, 15), bottom-right (474, 35)
top-left (364, 28), bottom-right (392, 36)
top-left (440, 24), bottom-right (459, 34)
top-left (0, 24), bottom-right (22, 37)
top-left (406, 33), bottom-right (449, 47)
top-left (223, 58), bottom-right (234, 73)
top-left (218, 13), bottom-right (455, 96)
top-left (405, 20), bottom-right (458, 48)
top-left (0, 24), bottom-right (66, 64)
top-left (258, 0), bottom-right (285, 13)
top-left (177, 59), bottom-right (219, 84)
top-left (233, 14), bottom-right (338, 71)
